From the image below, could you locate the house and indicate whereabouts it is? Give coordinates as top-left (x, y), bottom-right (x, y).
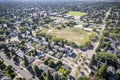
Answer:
top-left (44, 56), bottom-right (51, 61)
top-left (107, 66), bottom-right (115, 76)
top-left (115, 50), bottom-right (120, 57)
top-left (52, 49), bottom-right (57, 53)
top-left (62, 64), bottom-right (71, 70)
top-left (55, 53), bottom-right (63, 59)
top-left (54, 45), bottom-right (60, 50)
top-left (10, 30), bottom-right (18, 37)
top-left (1, 76), bottom-right (10, 80)
top-left (0, 72), bottom-right (4, 78)
top-left (108, 77), bottom-right (116, 80)
top-left (68, 49), bottom-right (74, 56)
top-left (74, 24), bottom-right (83, 29)
top-left (39, 64), bottom-right (48, 71)
top-left (83, 28), bottom-right (93, 32)
top-left (16, 49), bottom-right (24, 59)
top-left (67, 75), bottom-right (75, 80)
top-left (35, 52), bottom-right (44, 59)
top-left (47, 68), bottom-right (55, 74)
top-left (48, 51), bottom-right (55, 56)
top-left (116, 69), bottom-right (120, 74)
top-left (58, 47), bottom-right (65, 53)
top-left (42, 41), bottom-right (48, 45)
top-left (26, 56), bottom-right (35, 64)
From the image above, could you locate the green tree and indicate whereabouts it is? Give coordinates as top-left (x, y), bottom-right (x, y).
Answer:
top-left (60, 75), bottom-right (66, 80)
top-left (96, 52), bottom-right (117, 64)
top-left (97, 61), bottom-right (107, 78)
top-left (97, 59), bottom-right (101, 69)
top-left (61, 40), bottom-right (65, 48)
top-left (12, 55), bottom-right (19, 64)
top-left (48, 42), bottom-right (51, 50)
top-left (33, 65), bottom-right (43, 78)
top-left (16, 77), bottom-right (26, 80)
top-left (116, 73), bottom-right (120, 80)
top-left (89, 54), bottom-right (95, 68)
top-left (78, 76), bottom-right (89, 80)
top-left (0, 35), bottom-right (5, 41)
top-left (46, 70), bottom-right (53, 80)
top-left (23, 55), bottom-right (29, 67)
top-left (53, 73), bottom-right (59, 80)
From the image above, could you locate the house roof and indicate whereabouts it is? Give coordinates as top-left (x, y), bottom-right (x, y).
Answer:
top-left (48, 51), bottom-right (55, 55)
top-left (39, 64), bottom-right (48, 71)
top-left (35, 53), bottom-right (44, 58)
top-left (116, 69), bottom-right (120, 74)
top-left (62, 64), bottom-right (71, 70)
top-left (16, 49), bottom-right (24, 59)
top-left (107, 66), bottom-right (115, 75)
top-left (1, 76), bottom-right (10, 80)
top-left (26, 56), bottom-right (35, 63)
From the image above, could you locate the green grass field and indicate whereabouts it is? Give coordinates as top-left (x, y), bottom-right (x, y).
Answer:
top-left (57, 67), bottom-right (66, 74)
top-left (37, 27), bottom-right (95, 47)
top-left (67, 11), bottom-right (87, 16)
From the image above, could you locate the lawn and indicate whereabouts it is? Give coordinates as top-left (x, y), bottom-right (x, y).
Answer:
top-left (67, 11), bottom-right (87, 16)
top-left (39, 27), bottom-right (95, 47)
top-left (57, 67), bottom-right (66, 74)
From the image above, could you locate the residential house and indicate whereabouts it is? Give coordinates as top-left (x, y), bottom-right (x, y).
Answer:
top-left (39, 64), bottom-right (48, 72)
top-left (62, 64), bottom-right (71, 70)
top-left (48, 51), bottom-right (55, 56)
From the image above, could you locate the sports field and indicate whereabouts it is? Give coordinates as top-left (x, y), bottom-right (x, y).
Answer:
top-left (67, 11), bottom-right (87, 16)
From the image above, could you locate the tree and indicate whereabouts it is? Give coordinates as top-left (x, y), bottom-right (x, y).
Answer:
top-left (78, 76), bottom-right (89, 80)
top-left (23, 55), bottom-right (29, 67)
top-left (97, 59), bottom-right (101, 69)
top-left (0, 35), bottom-right (5, 41)
top-left (16, 77), bottom-right (26, 80)
top-left (5, 65), bottom-right (17, 79)
top-left (96, 52), bottom-right (117, 64)
top-left (53, 73), bottom-right (59, 80)
top-left (116, 73), bottom-right (120, 80)
top-left (97, 61), bottom-right (107, 78)
top-left (61, 40), bottom-right (65, 48)
top-left (12, 55), bottom-right (19, 64)
top-left (33, 65), bottom-right (43, 78)
top-left (89, 54), bottom-right (95, 68)
top-left (3, 44), bottom-right (10, 53)
top-left (46, 70), bottom-right (53, 80)
top-left (60, 75), bottom-right (66, 80)
top-left (34, 49), bottom-right (38, 55)
top-left (45, 37), bottom-right (49, 42)
top-left (0, 60), bottom-right (6, 70)
top-left (48, 42), bottom-right (51, 50)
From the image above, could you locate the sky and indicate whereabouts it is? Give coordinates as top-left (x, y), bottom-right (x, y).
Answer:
top-left (0, 0), bottom-right (119, 2)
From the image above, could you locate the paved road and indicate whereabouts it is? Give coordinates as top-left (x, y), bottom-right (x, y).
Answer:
top-left (0, 52), bottom-right (38, 80)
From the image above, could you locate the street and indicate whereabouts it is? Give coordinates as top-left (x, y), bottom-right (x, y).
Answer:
top-left (0, 52), bottom-right (38, 80)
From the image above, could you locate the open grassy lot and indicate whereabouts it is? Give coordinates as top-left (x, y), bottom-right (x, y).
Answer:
top-left (67, 11), bottom-right (87, 16)
top-left (38, 27), bottom-right (95, 47)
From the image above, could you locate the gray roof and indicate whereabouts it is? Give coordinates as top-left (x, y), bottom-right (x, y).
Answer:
top-left (48, 51), bottom-right (55, 55)
top-left (39, 64), bottom-right (48, 71)
top-left (16, 49), bottom-right (24, 59)
top-left (1, 76), bottom-right (10, 80)
top-left (26, 56), bottom-right (35, 63)
top-left (62, 64), bottom-right (70, 70)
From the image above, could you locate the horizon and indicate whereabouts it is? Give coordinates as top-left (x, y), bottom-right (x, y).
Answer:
top-left (0, 0), bottom-right (119, 2)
